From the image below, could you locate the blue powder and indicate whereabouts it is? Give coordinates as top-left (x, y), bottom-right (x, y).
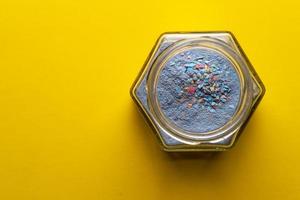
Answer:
top-left (156, 48), bottom-right (241, 133)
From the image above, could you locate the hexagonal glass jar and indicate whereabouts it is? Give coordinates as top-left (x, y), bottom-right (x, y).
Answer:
top-left (131, 32), bottom-right (265, 152)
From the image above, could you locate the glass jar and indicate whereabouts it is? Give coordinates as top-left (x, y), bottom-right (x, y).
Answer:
top-left (131, 32), bottom-right (265, 152)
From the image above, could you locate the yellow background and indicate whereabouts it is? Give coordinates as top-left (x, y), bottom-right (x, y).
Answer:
top-left (0, 0), bottom-right (299, 199)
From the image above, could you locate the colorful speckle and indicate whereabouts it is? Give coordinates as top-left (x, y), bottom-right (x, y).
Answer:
top-left (156, 48), bottom-right (241, 133)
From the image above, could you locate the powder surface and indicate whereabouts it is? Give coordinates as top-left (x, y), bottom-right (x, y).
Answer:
top-left (156, 48), bottom-right (241, 133)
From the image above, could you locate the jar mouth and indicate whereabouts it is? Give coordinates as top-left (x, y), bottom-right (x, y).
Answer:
top-left (147, 38), bottom-right (254, 142)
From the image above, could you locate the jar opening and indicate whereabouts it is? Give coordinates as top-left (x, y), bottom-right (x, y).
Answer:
top-left (147, 38), bottom-right (253, 141)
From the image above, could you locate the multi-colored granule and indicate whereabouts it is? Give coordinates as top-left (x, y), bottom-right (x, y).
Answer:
top-left (156, 48), bottom-right (241, 133)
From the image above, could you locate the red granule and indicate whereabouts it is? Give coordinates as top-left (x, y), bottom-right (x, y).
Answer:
top-left (187, 86), bottom-right (197, 94)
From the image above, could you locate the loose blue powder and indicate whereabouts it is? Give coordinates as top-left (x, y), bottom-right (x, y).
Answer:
top-left (156, 48), bottom-right (241, 133)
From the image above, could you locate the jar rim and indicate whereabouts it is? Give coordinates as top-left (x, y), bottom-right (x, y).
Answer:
top-left (147, 37), bottom-right (253, 142)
